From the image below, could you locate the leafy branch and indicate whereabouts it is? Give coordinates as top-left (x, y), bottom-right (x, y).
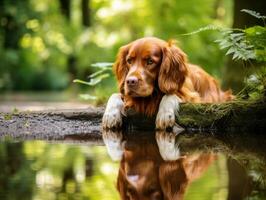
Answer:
top-left (241, 9), bottom-right (266, 21)
top-left (184, 9), bottom-right (266, 62)
top-left (73, 62), bottom-right (113, 100)
top-left (73, 62), bottom-right (113, 86)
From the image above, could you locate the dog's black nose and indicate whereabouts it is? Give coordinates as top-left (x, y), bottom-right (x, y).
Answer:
top-left (126, 76), bottom-right (138, 86)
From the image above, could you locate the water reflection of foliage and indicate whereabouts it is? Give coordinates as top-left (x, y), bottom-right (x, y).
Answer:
top-left (0, 141), bottom-right (119, 200)
top-left (185, 155), bottom-right (228, 200)
top-left (177, 132), bottom-right (266, 200)
top-left (0, 142), bottom-right (35, 200)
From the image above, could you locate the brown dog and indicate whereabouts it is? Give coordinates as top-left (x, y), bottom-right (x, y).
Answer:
top-left (102, 37), bottom-right (232, 129)
top-left (102, 130), bottom-right (216, 200)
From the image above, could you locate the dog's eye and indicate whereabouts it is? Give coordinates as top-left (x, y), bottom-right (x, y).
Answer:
top-left (147, 58), bottom-right (153, 65)
top-left (127, 58), bottom-right (132, 64)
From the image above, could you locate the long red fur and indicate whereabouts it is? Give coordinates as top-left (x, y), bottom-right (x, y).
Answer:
top-left (113, 37), bottom-right (233, 117)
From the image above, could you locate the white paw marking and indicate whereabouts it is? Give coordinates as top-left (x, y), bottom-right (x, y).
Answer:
top-left (156, 131), bottom-right (180, 161)
top-left (102, 130), bottom-right (123, 161)
top-left (156, 110), bottom-right (176, 129)
top-left (156, 95), bottom-right (182, 129)
top-left (102, 93), bottom-right (124, 129)
top-left (102, 109), bottom-right (122, 128)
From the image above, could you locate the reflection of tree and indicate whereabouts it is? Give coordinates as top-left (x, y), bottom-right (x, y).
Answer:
top-left (227, 158), bottom-right (251, 200)
top-left (0, 142), bottom-right (35, 200)
top-left (85, 158), bottom-right (93, 177)
top-left (176, 132), bottom-right (266, 200)
top-left (61, 166), bottom-right (75, 193)
top-left (59, 157), bottom-right (93, 196)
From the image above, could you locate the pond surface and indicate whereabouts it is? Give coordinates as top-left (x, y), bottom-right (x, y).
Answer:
top-left (0, 130), bottom-right (266, 200)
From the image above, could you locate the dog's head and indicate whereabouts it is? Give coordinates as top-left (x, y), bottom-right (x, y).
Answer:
top-left (116, 137), bottom-right (191, 200)
top-left (114, 37), bottom-right (188, 97)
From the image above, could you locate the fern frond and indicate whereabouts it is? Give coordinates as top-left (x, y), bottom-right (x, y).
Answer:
top-left (241, 9), bottom-right (266, 20)
top-left (181, 25), bottom-right (226, 36)
top-left (91, 62), bottom-right (114, 68)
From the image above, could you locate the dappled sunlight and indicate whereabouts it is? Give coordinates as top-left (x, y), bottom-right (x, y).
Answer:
top-left (26, 19), bottom-right (40, 32)
top-left (20, 35), bottom-right (46, 53)
top-left (92, 29), bottom-right (120, 47)
top-left (46, 30), bottom-right (72, 54)
top-left (36, 169), bottom-right (62, 188)
top-left (97, 0), bottom-right (134, 19)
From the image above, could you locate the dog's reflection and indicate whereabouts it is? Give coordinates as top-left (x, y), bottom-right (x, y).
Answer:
top-left (102, 130), bottom-right (216, 200)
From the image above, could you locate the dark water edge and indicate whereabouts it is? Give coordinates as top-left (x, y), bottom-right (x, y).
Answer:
top-left (0, 131), bottom-right (266, 200)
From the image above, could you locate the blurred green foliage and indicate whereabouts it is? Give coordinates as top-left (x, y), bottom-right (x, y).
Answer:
top-left (0, 0), bottom-right (233, 94)
top-left (238, 67), bottom-right (266, 101)
top-left (0, 141), bottom-right (120, 200)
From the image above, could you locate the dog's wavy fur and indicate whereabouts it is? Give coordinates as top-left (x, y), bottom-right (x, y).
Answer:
top-left (112, 37), bottom-right (232, 199)
top-left (117, 136), bottom-right (216, 200)
top-left (114, 37), bottom-right (233, 116)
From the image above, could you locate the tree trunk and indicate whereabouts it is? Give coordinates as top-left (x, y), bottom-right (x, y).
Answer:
top-left (81, 0), bottom-right (91, 27)
top-left (233, 0), bottom-right (265, 29)
top-left (227, 158), bottom-right (251, 200)
top-left (59, 0), bottom-right (71, 20)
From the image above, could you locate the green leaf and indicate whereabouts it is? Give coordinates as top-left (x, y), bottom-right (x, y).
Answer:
top-left (88, 68), bottom-right (111, 79)
top-left (73, 73), bottom-right (110, 86)
top-left (91, 62), bottom-right (114, 69)
top-left (88, 73), bottom-right (110, 85)
top-left (217, 39), bottom-right (231, 49)
top-left (73, 79), bottom-right (95, 86)
top-left (226, 47), bottom-right (236, 55)
top-left (181, 25), bottom-right (226, 36)
top-left (241, 9), bottom-right (266, 20)
top-left (245, 26), bottom-right (266, 35)
top-left (230, 33), bottom-right (244, 39)
top-left (79, 94), bottom-right (97, 100)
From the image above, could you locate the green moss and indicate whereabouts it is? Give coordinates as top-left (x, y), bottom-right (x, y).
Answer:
top-left (3, 114), bottom-right (12, 120)
top-left (177, 99), bottom-right (266, 130)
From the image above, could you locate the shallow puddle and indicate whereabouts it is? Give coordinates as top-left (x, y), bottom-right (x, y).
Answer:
top-left (0, 131), bottom-right (265, 200)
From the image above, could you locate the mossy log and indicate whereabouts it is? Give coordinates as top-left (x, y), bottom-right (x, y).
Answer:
top-left (0, 100), bottom-right (265, 140)
top-left (125, 100), bottom-right (266, 133)
top-left (178, 100), bottom-right (266, 132)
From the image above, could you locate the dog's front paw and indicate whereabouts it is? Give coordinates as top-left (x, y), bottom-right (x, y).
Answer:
top-left (102, 130), bottom-right (123, 161)
top-left (102, 93), bottom-right (124, 129)
top-left (155, 95), bottom-right (181, 130)
top-left (156, 111), bottom-right (176, 129)
top-left (102, 109), bottom-right (122, 129)
top-left (156, 131), bottom-right (180, 161)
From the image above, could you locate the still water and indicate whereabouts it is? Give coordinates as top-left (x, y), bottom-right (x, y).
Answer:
top-left (0, 130), bottom-right (266, 200)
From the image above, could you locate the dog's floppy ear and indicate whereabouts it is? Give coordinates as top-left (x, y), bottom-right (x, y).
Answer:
top-left (113, 44), bottom-right (130, 94)
top-left (159, 161), bottom-right (188, 199)
top-left (158, 41), bottom-right (188, 94)
top-left (117, 158), bottom-right (129, 200)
